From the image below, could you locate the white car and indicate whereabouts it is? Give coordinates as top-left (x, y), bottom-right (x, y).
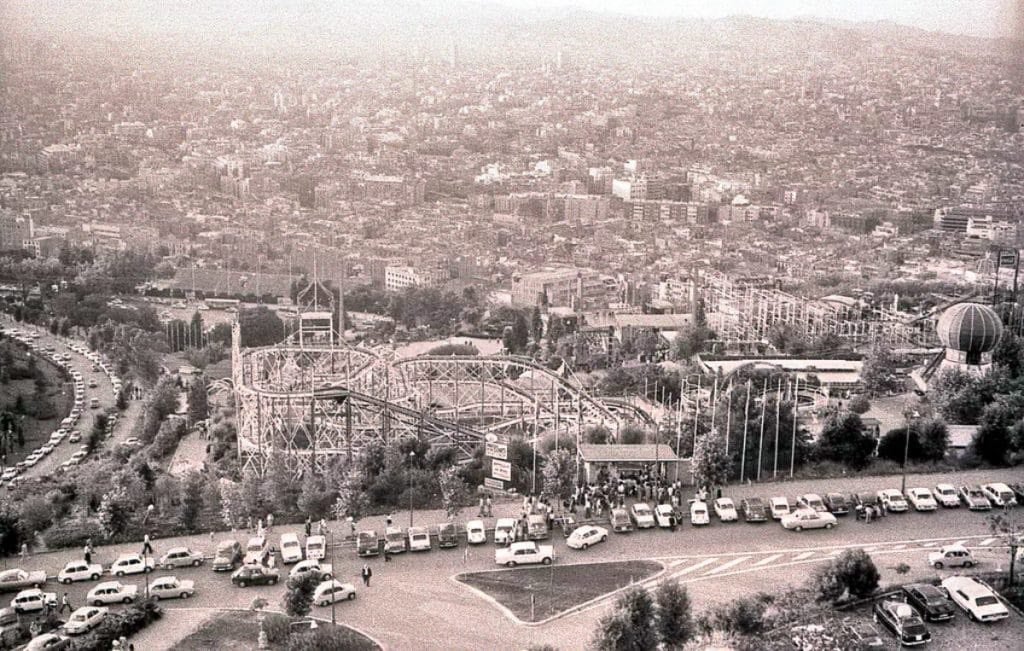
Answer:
top-left (797, 494), bottom-right (826, 513)
top-left (494, 518), bottom-right (516, 545)
top-left (941, 576), bottom-right (1009, 622)
top-left (63, 606), bottom-right (108, 636)
top-left (654, 504), bottom-right (677, 528)
top-left (689, 500), bottom-right (710, 526)
top-left (981, 483), bottom-right (1018, 507)
top-left (10, 589), bottom-right (57, 613)
top-left (313, 580), bottom-right (356, 606)
top-left (408, 526), bottom-right (431, 551)
top-left (26, 633), bottom-right (71, 649)
top-left (929, 544), bottom-right (975, 569)
top-left (110, 553), bottom-right (154, 576)
top-left (934, 484), bottom-right (960, 508)
top-left (244, 536), bottom-right (269, 565)
top-left (305, 535), bottom-right (326, 561)
top-left (158, 547), bottom-right (204, 569)
top-left (566, 525), bottom-right (609, 550)
top-left (494, 541), bottom-right (554, 567)
top-left (289, 560), bottom-right (333, 582)
top-left (629, 503), bottom-right (656, 529)
top-left (769, 496), bottom-right (791, 520)
top-left (57, 560), bottom-right (103, 584)
top-left (148, 576), bottom-right (195, 600)
top-left (279, 533), bottom-right (303, 564)
top-left (466, 520), bottom-right (487, 545)
top-left (87, 581), bottom-right (137, 605)
top-left (713, 498), bottom-right (738, 522)
top-left (906, 488), bottom-right (938, 512)
top-left (877, 489), bottom-right (909, 512)
top-left (780, 509), bottom-right (837, 531)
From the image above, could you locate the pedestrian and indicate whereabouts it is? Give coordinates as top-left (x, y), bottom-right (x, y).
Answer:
top-left (383, 541), bottom-right (392, 562)
top-left (386, 513), bottom-right (393, 528)
top-left (267, 513), bottom-right (274, 530)
top-left (257, 518), bottom-right (264, 537)
top-left (348, 517), bottom-right (356, 538)
top-left (247, 516), bottom-right (254, 533)
top-left (305, 517), bottom-right (312, 537)
top-left (319, 518), bottom-right (327, 535)
top-left (20, 543), bottom-right (28, 561)
top-left (59, 592), bottom-right (72, 614)
top-left (361, 563), bottom-right (372, 586)
top-left (84, 545), bottom-right (92, 565)
top-left (865, 506), bottom-right (873, 523)
top-left (142, 534), bottom-right (153, 555)
top-left (478, 496), bottom-right (485, 517)
top-left (463, 546), bottom-right (469, 563)
top-left (485, 495), bottom-right (493, 517)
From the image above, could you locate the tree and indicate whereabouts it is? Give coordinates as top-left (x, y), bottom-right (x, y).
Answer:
top-left (593, 587), bottom-right (657, 651)
top-left (530, 306), bottom-right (544, 343)
top-left (691, 431), bottom-right (731, 494)
top-left (619, 424), bottom-right (647, 445)
top-left (283, 572), bottom-right (319, 618)
top-left (333, 471), bottom-right (368, 522)
top-left (816, 412), bottom-right (876, 471)
top-left (263, 453), bottom-right (300, 515)
top-left (860, 344), bottom-right (901, 397)
top-left (511, 311), bottom-right (530, 353)
top-left (297, 472), bottom-right (335, 520)
top-left (541, 448), bottom-right (576, 506)
top-left (811, 548), bottom-right (880, 602)
top-left (179, 472), bottom-right (205, 532)
top-left (655, 579), bottom-right (694, 649)
top-left (438, 466), bottom-right (468, 519)
top-left (992, 331), bottom-right (1024, 379)
top-left (98, 484), bottom-right (135, 541)
top-left (238, 306), bottom-right (284, 348)
top-left (929, 368), bottom-right (989, 424)
top-left (916, 418), bottom-right (950, 462)
top-left (585, 425), bottom-right (611, 444)
top-left (877, 428), bottom-right (925, 463)
top-left (188, 376), bottom-right (209, 425)
top-left (546, 315), bottom-right (565, 353)
top-left (847, 395), bottom-right (871, 415)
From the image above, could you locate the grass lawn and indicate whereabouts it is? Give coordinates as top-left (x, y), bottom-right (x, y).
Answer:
top-left (176, 610), bottom-right (379, 651)
top-left (458, 559), bottom-right (663, 622)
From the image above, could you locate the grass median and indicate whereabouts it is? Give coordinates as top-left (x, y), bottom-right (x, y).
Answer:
top-left (176, 610), bottom-right (379, 650)
top-left (457, 559), bottom-right (663, 622)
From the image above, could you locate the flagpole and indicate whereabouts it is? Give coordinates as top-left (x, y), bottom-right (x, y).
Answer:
top-left (691, 376), bottom-right (702, 453)
top-left (790, 376), bottom-right (800, 478)
top-left (772, 379), bottom-right (782, 479)
top-left (724, 385), bottom-right (732, 457)
top-left (756, 380), bottom-right (767, 482)
top-left (740, 379), bottom-right (751, 483)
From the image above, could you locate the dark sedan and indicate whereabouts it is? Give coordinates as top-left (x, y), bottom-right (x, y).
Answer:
top-left (230, 565), bottom-right (279, 588)
top-left (740, 497), bottom-right (768, 522)
top-left (873, 599), bottom-right (930, 647)
top-left (903, 584), bottom-right (955, 622)
top-left (825, 492), bottom-right (849, 515)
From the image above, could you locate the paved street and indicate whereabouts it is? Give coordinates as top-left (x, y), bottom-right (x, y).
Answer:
top-left (4, 466), bottom-right (1021, 650)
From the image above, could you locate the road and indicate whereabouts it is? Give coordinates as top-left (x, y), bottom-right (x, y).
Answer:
top-left (1, 318), bottom-right (129, 482)
top-left (6, 466), bottom-right (1023, 650)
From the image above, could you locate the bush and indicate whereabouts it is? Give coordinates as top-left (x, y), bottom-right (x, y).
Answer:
top-left (76, 600), bottom-right (162, 649)
top-left (42, 517), bottom-right (103, 550)
top-left (263, 612), bottom-right (292, 644)
top-left (812, 548), bottom-right (880, 602)
top-left (699, 594), bottom-right (772, 637)
top-left (848, 395), bottom-right (871, 414)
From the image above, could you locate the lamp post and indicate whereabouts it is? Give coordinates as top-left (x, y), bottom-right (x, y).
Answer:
top-left (329, 529), bottom-right (336, 626)
top-left (900, 410), bottom-right (919, 495)
top-left (408, 451), bottom-right (416, 528)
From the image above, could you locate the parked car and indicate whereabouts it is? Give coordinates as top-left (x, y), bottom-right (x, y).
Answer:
top-left (781, 509), bottom-right (837, 531)
top-left (357, 531), bottom-right (380, 556)
top-left (526, 514), bottom-right (550, 540)
top-left (10, 589), bottom-right (57, 613)
top-left (769, 496), bottom-right (790, 520)
top-left (958, 485), bottom-right (992, 511)
top-left (305, 534), bottom-right (327, 561)
top-left (159, 547), bottom-right (205, 569)
top-left (713, 498), bottom-right (739, 522)
top-left (0, 569), bottom-right (47, 593)
top-left (86, 581), bottom-right (137, 606)
top-left (566, 525), bottom-right (609, 550)
top-left (212, 540), bottom-right (243, 571)
top-left (941, 576), bottom-right (1009, 622)
top-left (872, 599), bottom-right (930, 646)
top-left (797, 493), bottom-right (827, 513)
top-left (408, 527), bottom-right (432, 551)
top-left (877, 489), bottom-right (909, 513)
top-left (493, 519), bottom-right (516, 545)
top-left (824, 493), bottom-right (849, 516)
top-left (853, 493), bottom-right (882, 520)
top-left (279, 534), bottom-right (303, 564)
top-left (313, 580), bottom-right (356, 606)
top-left (739, 498), bottom-right (767, 522)
top-left (903, 583), bottom-right (956, 622)
top-left (906, 488), bottom-right (938, 512)
top-left (654, 504), bottom-right (679, 527)
top-left (231, 564), bottom-right (280, 588)
top-left (981, 482), bottom-right (1018, 507)
top-left (25, 633), bottom-right (70, 650)
top-left (244, 536), bottom-right (270, 565)
top-left (63, 606), bottom-right (108, 636)
top-left (928, 544), bottom-right (975, 569)
top-left (148, 576), bottom-right (194, 600)
top-left (437, 522), bottom-right (459, 548)
top-left (689, 500), bottom-right (710, 526)
top-left (466, 520), bottom-right (487, 545)
top-left (494, 541), bottom-right (554, 567)
top-left (841, 619), bottom-right (885, 649)
top-left (110, 553), bottom-right (154, 577)
top-left (289, 560), bottom-right (333, 582)
top-left (383, 528), bottom-right (406, 554)
top-left (629, 503), bottom-right (656, 528)
top-left (57, 561), bottom-right (103, 584)
top-left (934, 484), bottom-right (960, 508)
top-left (610, 508), bottom-right (634, 533)
top-left (1010, 482), bottom-right (1024, 503)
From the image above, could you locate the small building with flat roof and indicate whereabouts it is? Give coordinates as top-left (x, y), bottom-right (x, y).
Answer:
top-left (578, 444), bottom-right (689, 484)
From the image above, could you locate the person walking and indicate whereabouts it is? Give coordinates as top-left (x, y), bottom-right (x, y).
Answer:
top-left (361, 564), bottom-right (372, 587)
top-left (83, 545), bottom-right (92, 565)
top-left (385, 513), bottom-right (393, 528)
top-left (142, 534), bottom-right (153, 555)
top-left (20, 543), bottom-right (28, 561)
top-left (267, 513), bottom-right (274, 531)
top-left (383, 541), bottom-right (392, 563)
top-left (59, 593), bottom-right (72, 614)
top-left (305, 517), bottom-right (312, 537)
top-left (319, 518), bottom-right (327, 535)
top-left (485, 495), bottom-right (493, 517)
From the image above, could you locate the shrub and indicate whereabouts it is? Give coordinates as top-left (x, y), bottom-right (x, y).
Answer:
top-left (812, 548), bottom-right (880, 602)
top-left (699, 593), bottom-right (772, 637)
top-left (262, 612), bottom-right (292, 644)
top-left (42, 517), bottom-right (103, 550)
top-left (76, 600), bottom-right (163, 649)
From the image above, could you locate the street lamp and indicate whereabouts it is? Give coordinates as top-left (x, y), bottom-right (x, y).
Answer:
top-left (900, 410), bottom-right (920, 495)
top-left (329, 529), bottom-right (336, 626)
top-left (408, 451), bottom-right (416, 528)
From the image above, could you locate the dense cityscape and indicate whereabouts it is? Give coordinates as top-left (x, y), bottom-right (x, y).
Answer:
top-left (1, 1), bottom-right (1024, 650)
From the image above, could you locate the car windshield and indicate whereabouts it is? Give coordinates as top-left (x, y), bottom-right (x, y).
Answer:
top-left (634, 505), bottom-right (651, 514)
top-left (976, 596), bottom-right (999, 606)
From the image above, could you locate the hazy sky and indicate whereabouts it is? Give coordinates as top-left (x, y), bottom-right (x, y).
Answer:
top-left (482, 0), bottom-right (1019, 38)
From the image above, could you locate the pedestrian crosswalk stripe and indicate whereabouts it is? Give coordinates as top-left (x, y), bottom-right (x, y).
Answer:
top-left (891, 544), bottom-right (906, 550)
top-left (672, 558), bottom-right (718, 576)
top-left (954, 540), bottom-right (967, 547)
top-left (753, 554), bottom-right (784, 567)
top-left (669, 559), bottom-right (687, 567)
top-left (704, 557), bottom-right (751, 576)
top-left (922, 542), bottom-right (938, 547)
top-left (979, 538), bottom-right (996, 546)
top-left (792, 551), bottom-right (815, 561)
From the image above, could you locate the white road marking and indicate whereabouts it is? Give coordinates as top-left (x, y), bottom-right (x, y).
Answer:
top-left (792, 551), bottom-right (815, 561)
top-left (672, 558), bottom-right (718, 576)
top-left (922, 542), bottom-right (938, 547)
top-left (979, 538), bottom-right (996, 546)
top-left (891, 544), bottom-right (907, 550)
top-left (669, 559), bottom-right (687, 567)
top-left (753, 554), bottom-right (784, 567)
top-left (954, 540), bottom-right (967, 547)
top-left (704, 557), bottom-right (752, 575)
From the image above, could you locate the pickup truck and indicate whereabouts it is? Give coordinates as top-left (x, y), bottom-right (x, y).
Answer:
top-left (494, 541), bottom-right (555, 567)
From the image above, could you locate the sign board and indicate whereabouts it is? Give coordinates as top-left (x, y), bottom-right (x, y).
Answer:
top-left (491, 459), bottom-right (512, 482)
top-left (484, 477), bottom-right (505, 491)
top-left (485, 441), bottom-right (508, 460)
